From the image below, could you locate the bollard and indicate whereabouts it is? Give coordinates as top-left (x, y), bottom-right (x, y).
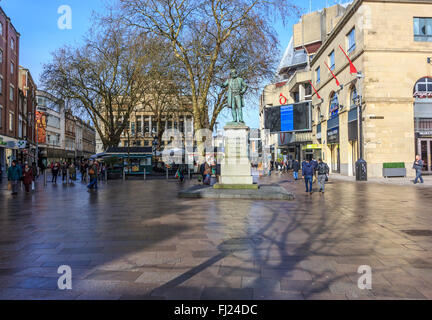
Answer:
top-left (188, 166), bottom-right (191, 180)
top-left (86, 168), bottom-right (89, 183)
top-left (144, 168), bottom-right (146, 180)
top-left (166, 168), bottom-right (168, 180)
top-left (66, 169), bottom-right (69, 186)
top-left (44, 169), bottom-right (47, 186)
top-left (105, 169), bottom-right (108, 182)
top-left (123, 169), bottom-right (126, 181)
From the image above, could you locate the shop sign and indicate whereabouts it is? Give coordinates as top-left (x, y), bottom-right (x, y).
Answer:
top-left (0, 137), bottom-right (7, 146)
top-left (302, 144), bottom-right (322, 150)
top-left (419, 131), bottom-right (432, 136)
top-left (327, 127), bottom-right (339, 143)
top-left (17, 140), bottom-right (27, 149)
top-left (414, 91), bottom-right (432, 99)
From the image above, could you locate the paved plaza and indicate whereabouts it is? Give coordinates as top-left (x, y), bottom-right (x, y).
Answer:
top-left (0, 174), bottom-right (432, 300)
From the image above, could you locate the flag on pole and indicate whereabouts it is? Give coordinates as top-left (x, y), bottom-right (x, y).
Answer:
top-left (324, 61), bottom-right (340, 87)
top-left (309, 80), bottom-right (321, 100)
top-left (339, 45), bottom-right (358, 74)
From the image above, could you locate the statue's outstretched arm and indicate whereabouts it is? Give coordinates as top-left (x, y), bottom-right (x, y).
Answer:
top-left (221, 80), bottom-right (229, 88)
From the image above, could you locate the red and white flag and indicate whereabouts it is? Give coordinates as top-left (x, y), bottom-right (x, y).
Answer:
top-left (324, 61), bottom-right (340, 87)
top-left (309, 80), bottom-right (321, 99)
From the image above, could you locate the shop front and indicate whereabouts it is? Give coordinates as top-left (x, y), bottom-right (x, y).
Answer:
top-left (302, 144), bottom-right (322, 161)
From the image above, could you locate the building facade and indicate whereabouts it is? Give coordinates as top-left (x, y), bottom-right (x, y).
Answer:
top-left (260, 0), bottom-right (432, 178)
top-left (0, 6), bottom-right (20, 170)
top-left (309, 0), bottom-right (432, 177)
top-left (17, 67), bottom-right (37, 164)
top-left (260, 3), bottom-right (349, 163)
top-left (96, 105), bottom-right (194, 154)
top-left (36, 90), bottom-right (96, 165)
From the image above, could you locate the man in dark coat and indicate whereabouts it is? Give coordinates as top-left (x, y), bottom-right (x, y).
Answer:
top-left (7, 160), bottom-right (22, 195)
top-left (302, 159), bottom-right (314, 195)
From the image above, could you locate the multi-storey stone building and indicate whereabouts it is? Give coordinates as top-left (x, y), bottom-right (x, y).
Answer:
top-left (260, 3), bottom-right (348, 164)
top-left (261, 0), bottom-right (432, 178)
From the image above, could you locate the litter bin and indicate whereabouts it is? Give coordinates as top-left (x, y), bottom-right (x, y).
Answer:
top-left (356, 158), bottom-right (367, 181)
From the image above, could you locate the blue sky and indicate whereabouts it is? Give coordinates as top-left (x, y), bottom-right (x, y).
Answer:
top-left (1, 0), bottom-right (341, 128)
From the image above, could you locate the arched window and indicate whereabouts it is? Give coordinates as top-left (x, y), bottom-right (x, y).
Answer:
top-left (329, 92), bottom-right (339, 118)
top-left (350, 87), bottom-right (358, 107)
top-left (414, 77), bottom-right (432, 93)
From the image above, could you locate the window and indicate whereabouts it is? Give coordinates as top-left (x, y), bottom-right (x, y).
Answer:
top-left (0, 77), bottom-right (2, 95)
top-left (11, 38), bottom-right (14, 50)
top-left (316, 67), bottom-right (321, 84)
top-left (0, 50), bottom-right (3, 64)
top-left (329, 92), bottom-right (339, 118)
top-left (19, 116), bottom-right (23, 138)
top-left (329, 50), bottom-right (335, 70)
top-left (414, 77), bottom-right (432, 93)
top-left (350, 87), bottom-right (358, 107)
top-left (0, 105), bottom-right (2, 128)
top-left (11, 62), bottom-right (14, 75)
top-left (144, 118), bottom-right (150, 134)
top-left (9, 85), bottom-right (14, 101)
top-left (347, 28), bottom-right (356, 53)
top-left (414, 17), bottom-right (432, 42)
top-left (9, 112), bottom-right (13, 131)
top-left (136, 116), bottom-right (142, 133)
top-left (0, 23), bottom-right (3, 36)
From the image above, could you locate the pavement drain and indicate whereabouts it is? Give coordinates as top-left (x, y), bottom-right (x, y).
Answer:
top-left (401, 230), bottom-right (432, 236)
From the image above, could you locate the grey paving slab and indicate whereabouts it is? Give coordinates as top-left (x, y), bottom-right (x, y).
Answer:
top-left (1, 175), bottom-right (432, 300)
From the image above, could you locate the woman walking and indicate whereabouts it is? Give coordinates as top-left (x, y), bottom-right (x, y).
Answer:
top-left (22, 163), bottom-right (34, 193)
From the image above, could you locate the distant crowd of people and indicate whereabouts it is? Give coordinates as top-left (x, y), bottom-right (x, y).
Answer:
top-left (1, 158), bottom-right (106, 195)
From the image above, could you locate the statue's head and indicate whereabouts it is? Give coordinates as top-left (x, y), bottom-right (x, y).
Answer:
top-left (230, 69), bottom-right (238, 78)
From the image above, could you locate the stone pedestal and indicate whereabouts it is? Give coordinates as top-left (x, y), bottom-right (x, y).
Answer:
top-left (217, 123), bottom-right (254, 187)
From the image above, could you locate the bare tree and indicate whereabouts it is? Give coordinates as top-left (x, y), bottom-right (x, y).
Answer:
top-left (40, 19), bottom-right (162, 150)
top-left (117, 0), bottom-right (299, 130)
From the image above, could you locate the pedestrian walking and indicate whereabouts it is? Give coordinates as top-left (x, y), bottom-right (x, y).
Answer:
top-left (69, 163), bottom-right (77, 181)
top-left (61, 162), bottom-right (68, 183)
top-left (292, 159), bottom-right (300, 180)
top-left (22, 163), bottom-right (34, 193)
top-left (81, 161), bottom-right (88, 181)
top-left (316, 159), bottom-right (330, 193)
top-left (311, 157), bottom-right (318, 183)
top-left (87, 160), bottom-right (99, 190)
top-left (7, 160), bottom-right (22, 195)
top-left (302, 159), bottom-right (314, 195)
top-left (31, 162), bottom-right (38, 180)
top-left (52, 163), bottom-right (60, 183)
top-left (413, 154), bottom-right (424, 184)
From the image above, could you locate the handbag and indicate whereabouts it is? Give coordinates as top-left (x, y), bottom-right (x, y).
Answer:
top-left (325, 174), bottom-right (329, 182)
top-left (7, 181), bottom-right (12, 191)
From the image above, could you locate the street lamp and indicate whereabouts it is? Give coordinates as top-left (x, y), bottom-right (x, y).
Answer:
top-left (355, 71), bottom-right (367, 181)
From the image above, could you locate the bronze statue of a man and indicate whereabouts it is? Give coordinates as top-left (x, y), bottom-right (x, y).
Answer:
top-left (222, 69), bottom-right (248, 123)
